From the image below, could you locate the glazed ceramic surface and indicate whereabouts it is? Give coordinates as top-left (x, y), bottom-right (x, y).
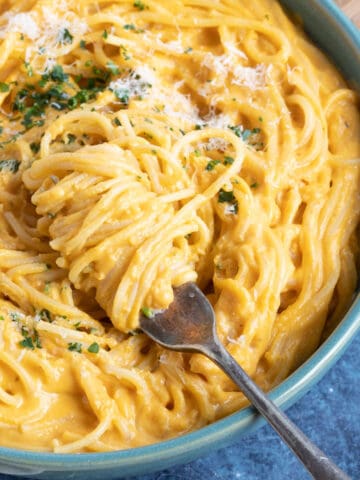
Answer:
top-left (0, 1), bottom-right (359, 478)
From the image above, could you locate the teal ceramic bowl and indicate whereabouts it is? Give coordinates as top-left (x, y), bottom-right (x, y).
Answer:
top-left (1, 1), bottom-right (359, 479)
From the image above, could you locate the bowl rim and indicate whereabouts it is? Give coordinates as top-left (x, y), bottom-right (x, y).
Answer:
top-left (281, 0), bottom-right (360, 88)
top-left (1, 293), bottom-right (359, 470)
top-left (0, 0), bottom-right (360, 472)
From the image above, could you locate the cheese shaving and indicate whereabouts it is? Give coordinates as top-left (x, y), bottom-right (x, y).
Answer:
top-left (0, 12), bottom-right (40, 40)
top-left (202, 51), bottom-right (269, 91)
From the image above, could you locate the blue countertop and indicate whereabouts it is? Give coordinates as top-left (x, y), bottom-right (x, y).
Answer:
top-left (133, 332), bottom-right (360, 480)
top-left (1, 331), bottom-right (359, 480)
top-left (130, 332), bottom-right (360, 480)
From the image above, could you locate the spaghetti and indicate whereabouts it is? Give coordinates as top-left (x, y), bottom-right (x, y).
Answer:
top-left (0, 0), bottom-right (359, 452)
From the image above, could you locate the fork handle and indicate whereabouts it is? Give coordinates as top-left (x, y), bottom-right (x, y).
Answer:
top-left (204, 341), bottom-right (350, 480)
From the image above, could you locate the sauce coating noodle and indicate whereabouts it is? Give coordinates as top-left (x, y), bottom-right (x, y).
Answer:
top-left (0, 0), bottom-right (359, 452)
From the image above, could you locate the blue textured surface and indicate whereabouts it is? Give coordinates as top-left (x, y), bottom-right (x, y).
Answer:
top-left (112, 332), bottom-right (360, 479)
top-left (0, 331), bottom-right (359, 480)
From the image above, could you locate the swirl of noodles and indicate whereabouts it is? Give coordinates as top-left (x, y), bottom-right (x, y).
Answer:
top-left (23, 112), bottom-right (245, 331)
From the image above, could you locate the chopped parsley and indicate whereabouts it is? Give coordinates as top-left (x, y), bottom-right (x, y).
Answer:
top-left (37, 309), bottom-right (52, 322)
top-left (123, 24), bottom-right (136, 30)
top-left (113, 117), bottom-right (121, 126)
top-left (87, 342), bottom-right (100, 353)
top-left (58, 28), bottom-right (73, 45)
top-left (112, 88), bottom-right (129, 104)
top-left (123, 24), bottom-right (145, 33)
top-left (102, 29), bottom-right (108, 39)
top-left (67, 89), bottom-right (97, 109)
top-left (67, 133), bottom-right (76, 144)
top-left (48, 83), bottom-right (67, 100)
top-left (218, 189), bottom-right (236, 203)
top-left (228, 125), bottom-right (255, 139)
top-left (9, 312), bottom-right (21, 322)
top-left (33, 330), bottom-right (42, 348)
top-left (80, 39), bottom-right (86, 49)
top-left (184, 47), bottom-right (193, 54)
top-left (109, 71), bottom-right (152, 104)
top-left (205, 159), bottom-right (220, 171)
top-left (223, 156), bottom-right (234, 165)
top-left (228, 125), bottom-right (262, 147)
top-left (218, 188), bottom-right (238, 214)
top-left (22, 107), bottom-right (45, 129)
top-left (20, 336), bottom-right (35, 349)
top-left (19, 328), bottom-right (42, 350)
top-left (141, 306), bottom-right (154, 318)
top-left (24, 61), bottom-right (33, 77)
top-left (120, 45), bottom-right (131, 61)
top-left (7, 59), bottom-right (116, 135)
top-left (242, 127), bottom-right (260, 141)
top-left (49, 64), bottom-right (68, 83)
top-left (106, 61), bottom-right (120, 75)
top-left (0, 133), bottom-right (21, 149)
top-left (92, 66), bottom-right (104, 76)
top-left (134, 0), bottom-right (147, 10)
top-left (0, 82), bottom-right (9, 92)
top-left (68, 342), bottom-right (82, 352)
top-left (0, 159), bottom-right (20, 173)
top-left (227, 125), bottom-right (242, 137)
top-left (30, 142), bottom-right (40, 154)
top-left (250, 182), bottom-right (259, 188)
top-left (0, 315), bottom-right (4, 321)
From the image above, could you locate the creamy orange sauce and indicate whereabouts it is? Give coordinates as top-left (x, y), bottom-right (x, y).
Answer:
top-left (0, 0), bottom-right (359, 452)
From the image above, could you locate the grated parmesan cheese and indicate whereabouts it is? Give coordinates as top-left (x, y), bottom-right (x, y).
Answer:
top-left (0, 5), bottom-right (88, 69)
top-left (202, 52), bottom-right (230, 78)
top-left (198, 137), bottom-right (229, 152)
top-left (196, 114), bottom-right (232, 151)
top-left (162, 90), bottom-right (201, 124)
top-left (224, 203), bottom-right (238, 214)
top-left (205, 113), bottom-right (231, 129)
top-left (40, 6), bottom-right (88, 41)
top-left (131, 65), bottom-right (157, 86)
top-left (232, 64), bottom-right (268, 90)
top-left (0, 12), bottom-right (40, 40)
top-left (155, 32), bottom-right (184, 53)
top-left (42, 57), bottom-right (57, 74)
top-left (223, 41), bottom-right (248, 60)
top-left (201, 50), bottom-right (269, 91)
top-left (109, 66), bottom-right (156, 103)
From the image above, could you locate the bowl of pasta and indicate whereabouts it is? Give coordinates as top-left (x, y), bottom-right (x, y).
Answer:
top-left (0, 0), bottom-right (359, 478)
